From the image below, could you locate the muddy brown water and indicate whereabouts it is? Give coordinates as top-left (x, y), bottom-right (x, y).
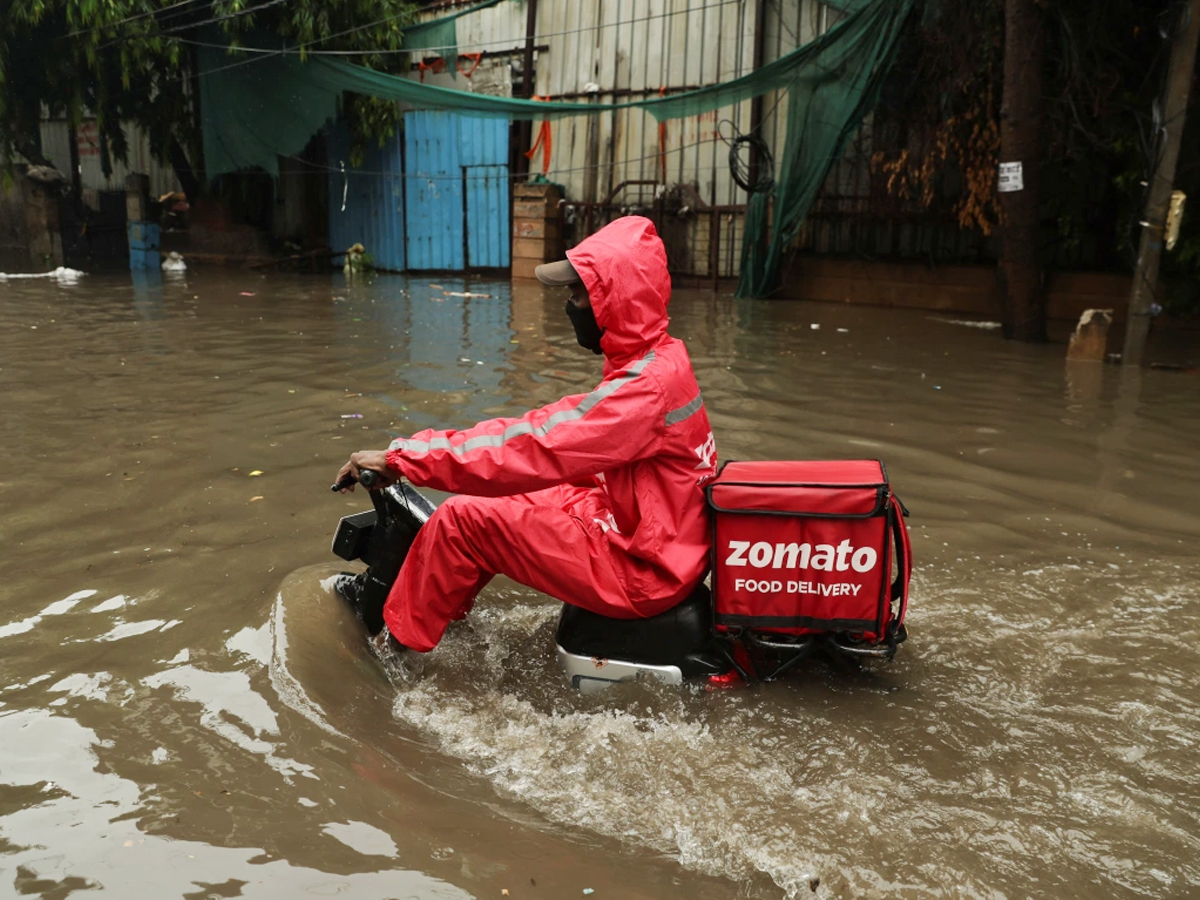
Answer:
top-left (1, 269), bottom-right (1198, 900)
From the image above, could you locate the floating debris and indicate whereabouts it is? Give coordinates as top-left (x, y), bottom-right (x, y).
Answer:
top-left (928, 316), bottom-right (1002, 330)
top-left (161, 252), bottom-right (187, 273)
top-left (0, 266), bottom-right (85, 283)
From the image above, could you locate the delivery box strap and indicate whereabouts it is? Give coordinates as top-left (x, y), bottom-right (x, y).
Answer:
top-left (887, 493), bottom-right (912, 631)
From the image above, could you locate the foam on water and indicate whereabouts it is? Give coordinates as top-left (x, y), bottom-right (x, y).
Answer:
top-left (0, 266), bottom-right (85, 283)
top-left (364, 557), bottom-right (1200, 899)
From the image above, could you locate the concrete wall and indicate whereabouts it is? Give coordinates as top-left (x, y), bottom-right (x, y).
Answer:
top-left (778, 256), bottom-right (1132, 323)
top-left (0, 177), bottom-right (29, 270)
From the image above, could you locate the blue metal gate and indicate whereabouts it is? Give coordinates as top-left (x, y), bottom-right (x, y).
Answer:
top-left (326, 123), bottom-right (406, 272)
top-left (328, 113), bottom-right (509, 272)
top-left (460, 116), bottom-right (510, 269)
top-left (404, 110), bottom-right (464, 270)
top-left (405, 112), bottom-right (510, 270)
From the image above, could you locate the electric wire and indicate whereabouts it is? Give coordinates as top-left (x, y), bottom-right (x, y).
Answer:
top-left (180, 0), bottom-right (741, 60)
top-left (95, 0), bottom-right (296, 50)
top-left (194, 6), bottom-right (420, 79)
top-left (278, 107), bottom-right (841, 186)
top-left (60, 0), bottom-right (207, 39)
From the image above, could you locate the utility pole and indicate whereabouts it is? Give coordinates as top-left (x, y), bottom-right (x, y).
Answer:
top-left (1123, 0), bottom-right (1200, 366)
top-left (996, 0), bottom-right (1046, 342)
top-left (514, 0), bottom-right (539, 180)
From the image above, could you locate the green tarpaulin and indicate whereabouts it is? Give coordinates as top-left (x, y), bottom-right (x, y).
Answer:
top-left (198, 0), bottom-right (913, 296)
top-left (400, 0), bottom-right (509, 74)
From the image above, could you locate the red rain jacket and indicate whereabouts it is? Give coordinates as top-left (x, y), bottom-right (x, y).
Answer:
top-left (384, 216), bottom-right (717, 611)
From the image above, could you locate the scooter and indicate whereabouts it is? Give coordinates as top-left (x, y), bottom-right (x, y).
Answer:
top-left (329, 469), bottom-right (906, 692)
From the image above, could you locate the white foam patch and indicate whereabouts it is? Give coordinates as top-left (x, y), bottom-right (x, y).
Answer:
top-left (47, 673), bottom-right (112, 702)
top-left (98, 620), bottom-right (166, 642)
top-left (42, 589), bottom-right (98, 615)
top-left (321, 821), bottom-right (398, 857)
top-left (4, 674), bottom-right (53, 691)
top-left (0, 616), bottom-right (40, 639)
top-left (91, 595), bottom-right (127, 613)
top-left (226, 623), bottom-right (272, 666)
top-left (298, 797), bottom-right (318, 808)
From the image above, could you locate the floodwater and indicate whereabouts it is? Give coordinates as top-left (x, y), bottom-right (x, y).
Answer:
top-left (1, 267), bottom-right (1198, 900)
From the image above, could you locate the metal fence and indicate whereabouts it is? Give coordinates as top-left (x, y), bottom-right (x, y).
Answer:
top-left (415, 0), bottom-right (838, 278)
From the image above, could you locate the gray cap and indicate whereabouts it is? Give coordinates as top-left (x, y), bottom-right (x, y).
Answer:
top-left (534, 258), bottom-right (582, 286)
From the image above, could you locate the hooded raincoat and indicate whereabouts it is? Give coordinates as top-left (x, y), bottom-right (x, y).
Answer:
top-left (382, 216), bottom-right (717, 651)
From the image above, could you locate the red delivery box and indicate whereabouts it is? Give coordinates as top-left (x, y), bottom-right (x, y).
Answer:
top-left (706, 460), bottom-right (911, 644)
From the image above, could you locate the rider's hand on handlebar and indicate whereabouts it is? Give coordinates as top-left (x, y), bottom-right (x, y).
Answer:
top-left (335, 450), bottom-right (396, 493)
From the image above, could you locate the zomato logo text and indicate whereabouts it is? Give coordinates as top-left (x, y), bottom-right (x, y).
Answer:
top-left (724, 539), bottom-right (878, 573)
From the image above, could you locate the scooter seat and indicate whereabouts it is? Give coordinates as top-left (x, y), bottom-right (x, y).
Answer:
top-left (555, 583), bottom-right (717, 669)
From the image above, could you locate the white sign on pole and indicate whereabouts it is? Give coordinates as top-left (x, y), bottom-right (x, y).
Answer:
top-left (998, 161), bottom-right (1024, 193)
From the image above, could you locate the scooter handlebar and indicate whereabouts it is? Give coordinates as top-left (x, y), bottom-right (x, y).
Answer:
top-left (330, 469), bottom-right (385, 492)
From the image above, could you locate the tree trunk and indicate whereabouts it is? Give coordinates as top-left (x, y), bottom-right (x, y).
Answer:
top-left (168, 137), bottom-right (201, 202)
top-left (1122, 0), bottom-right (1200, 366)
top-left (997, 0), bottom-right (1046, 342)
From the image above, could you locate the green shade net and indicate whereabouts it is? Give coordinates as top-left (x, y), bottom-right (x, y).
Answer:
top-left (197, 0), bottom-right (912, 296)
top-left (401, 0), bottom-right (509, 75)
top-left (736, 0), bottom-right (913, 297)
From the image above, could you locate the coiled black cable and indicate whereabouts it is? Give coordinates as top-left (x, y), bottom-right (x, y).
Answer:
top-left (719, 120), bottom-right (775, 194)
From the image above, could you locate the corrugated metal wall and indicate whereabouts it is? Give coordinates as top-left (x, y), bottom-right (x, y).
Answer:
top-left (405, 110), bottom-right (466, 270)
top-left (402, 111), bottom-right (510, 271)
top-left (535, 0), bottom-right (757, 214)
top-left (409, 0), bottom-right (830, 277)
top-left (326, 112), bottom-right (509, 272)
top-left (461, 117), bottom-right (511, 268)
top-left (327, 124), bottom-right (407, 272)
top-left (38, 119), bottom-right (180, 197)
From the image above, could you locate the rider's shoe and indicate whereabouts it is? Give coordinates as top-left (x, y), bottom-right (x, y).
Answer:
top-left (370, 627), bottom-right (408, 662)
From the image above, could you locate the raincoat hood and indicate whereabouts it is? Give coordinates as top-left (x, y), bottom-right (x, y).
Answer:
top-left (566, 216), bottom-right (670, 369)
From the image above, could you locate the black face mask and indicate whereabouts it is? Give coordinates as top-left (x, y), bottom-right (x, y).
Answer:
top-left (565, 301), bottom-right (605, 355)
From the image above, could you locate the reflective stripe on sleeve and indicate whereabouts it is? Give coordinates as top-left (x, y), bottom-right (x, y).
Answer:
top-left (664, 391), bottom-right (703, 426)
top-left (389, 350), bottom-right (657, 455)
